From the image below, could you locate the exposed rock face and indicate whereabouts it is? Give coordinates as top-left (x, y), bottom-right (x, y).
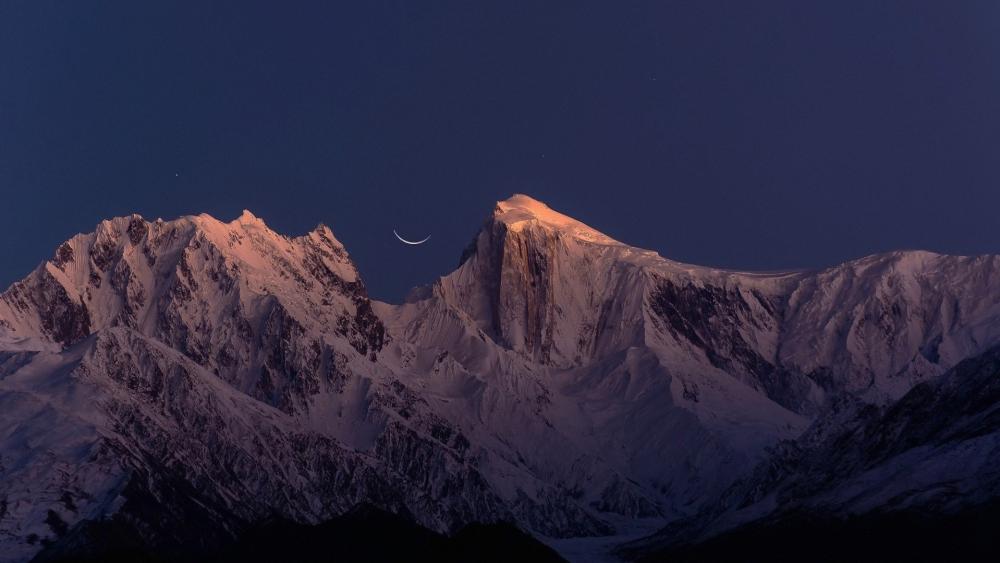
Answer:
top-left (1, 265), bottom-right (92, 348)
top-left (2, 196), bottom-right (1000, 562)
top-left (443, 198), bottom-right (650, 369)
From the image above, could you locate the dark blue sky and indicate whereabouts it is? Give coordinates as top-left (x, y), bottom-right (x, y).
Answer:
top-left (2, 1), bottom-right (999, 301)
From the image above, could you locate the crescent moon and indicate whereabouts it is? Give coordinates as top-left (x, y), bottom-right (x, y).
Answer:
top-left (393, 229), bottom-right (431, 245)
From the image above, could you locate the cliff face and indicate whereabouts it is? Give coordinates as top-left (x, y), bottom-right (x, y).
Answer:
top-left (439, 196), bottom-right (649, 368)
top-left (3, 195), bottom-right (1000, 562)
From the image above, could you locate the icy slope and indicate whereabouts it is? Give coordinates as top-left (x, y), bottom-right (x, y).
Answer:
top-left (625, 342), bottom-right (1000, 559)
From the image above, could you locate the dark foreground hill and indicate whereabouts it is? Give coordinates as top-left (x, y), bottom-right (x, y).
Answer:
top-left (35, 504), bottom-right (565, 563)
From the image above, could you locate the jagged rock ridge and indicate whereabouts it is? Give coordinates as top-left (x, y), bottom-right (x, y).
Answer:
top-left (2, 195), bottom-right (1000, 562)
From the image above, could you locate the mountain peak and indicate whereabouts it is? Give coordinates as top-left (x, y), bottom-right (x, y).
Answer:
top-left (234, 208), bottom-right (265, 226)
top-left (493, 194), bottom-right (572, 226)
top-left (492, 194), bottom-right (618, 244)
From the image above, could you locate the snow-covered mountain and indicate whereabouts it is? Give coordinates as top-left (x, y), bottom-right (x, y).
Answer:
top-left (622, 342), bottom-right (1000, 561)
top-left (2, 194), bottom-right (1000, 561)
top-left (386, 194), bottom-right (1000, 534)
